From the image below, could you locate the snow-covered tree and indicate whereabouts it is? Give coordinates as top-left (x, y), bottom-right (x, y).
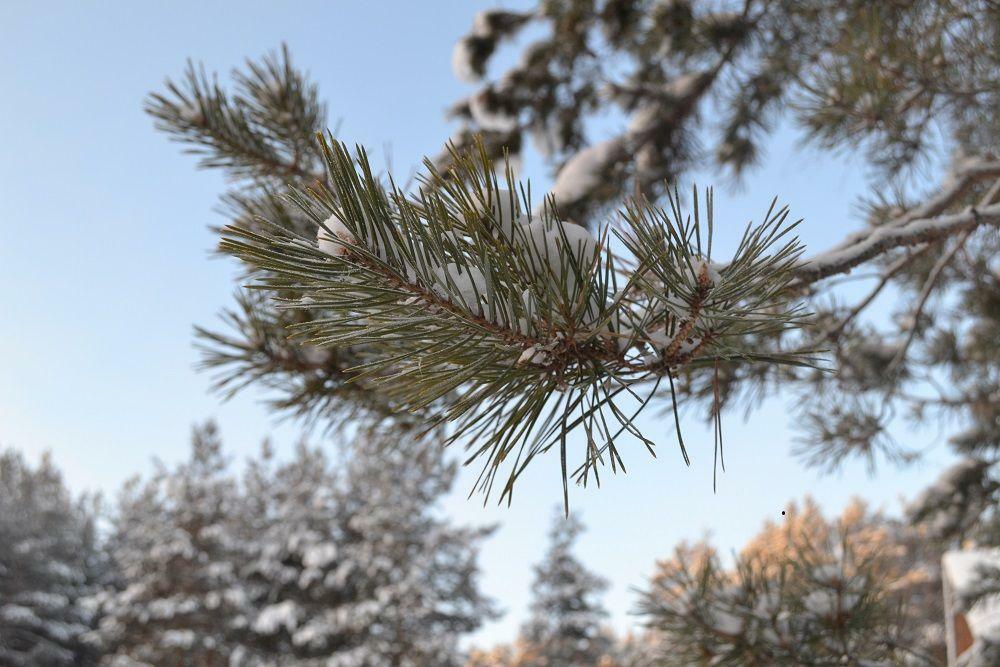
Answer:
top-left (0, 449), bottom-right (104, 666)
top-left (146, 0), bottom-right (999, 505)
top-left (94, 422), bottom-right (252, 665)
top-left (469, 509), bottom-right (615, 666)
top-left (237, 427), bottom-right (496, 666)
top-left (635, 498), bottom-right (946, 665)
top-left (93, 421), bottom-right (494, 666)
top-left (518, 509), bottom-right (615, 665)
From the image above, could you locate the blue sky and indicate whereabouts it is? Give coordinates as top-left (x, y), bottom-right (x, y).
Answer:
top-left (1, 0), bottom-right (957, 647)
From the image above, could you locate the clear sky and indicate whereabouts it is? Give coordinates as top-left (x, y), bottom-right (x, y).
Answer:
top-left (0, 0), bottom-right (957, 648)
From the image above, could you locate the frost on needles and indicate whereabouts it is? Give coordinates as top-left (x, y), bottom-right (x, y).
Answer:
top-left (221, 138), bottom-right (818, 507)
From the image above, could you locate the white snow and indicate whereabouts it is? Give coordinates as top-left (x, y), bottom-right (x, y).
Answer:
top-left (452, 37), bottom-right (482, 83)
top-left (677, 256), bottom-right (723, 288)
top-left (253, 600), bottom-right (301, 635)
top-left (317, 212), bottom-right (356, 256)
top-left (517, 345), bottom-right (551, 367)
top-left (161, 629), bottom-right (197, 648)
top-left (0, 604), bottom-right (39, 625)
top-left (627, 73), bottom-right (708, 135)
top-left (471, 11), bottom-right (496, 37)
top-left (552, 220), bottom-right (599, 266)
top-left (943, 548), bottom-right (1000, 649)
top-left (303, 543), bottom-right (338, 569)
top-left (709, 607), bottom-right (744, 636)
top-left (676, 336), bottom-right (701, 355)
top-left (547, 138), bottom-right (625, 209)
top-left (475, 188), bottom-right (522, 239)
top-left (469, 89), bottom-right (518, 132)
top-left (803, 589), bottom-right (840, 617)
top-left (517, 219), bottom-right (599, 284)
top-left (797, 202), bottom-right (1000, 281)
top-left (432, 263), bottom-right (489, 315)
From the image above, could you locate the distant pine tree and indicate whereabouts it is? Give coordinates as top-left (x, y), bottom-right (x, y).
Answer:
top-left (94, 422), bottom-right (253, 664)
top-left (635, 498), bottom-right (946, 665)
top-left (0, 449), bottom-right (104, 666)
top-left (236, 427), bottom-right (496, 666)
top-left (469, 509), bottom-right (616, 667)
top-left (94, 422), bottom-right (494, 666)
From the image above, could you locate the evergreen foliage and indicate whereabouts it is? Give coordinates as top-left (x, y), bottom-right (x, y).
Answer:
top-left (123, 0), bottom-right (1000, 660)
top-left (466, 509), bottom-right (617, 666)
top-left (517, 510), bottom-right (616, 665)
top-left (634, 498), bottom-right (947, 665)
top-left (236, 429), bottom-right (496, 666)
top-left (91, 422), bottom-right (494, 666)
top-left (0, 449), bottom-right (104, 666)
top-left (94, 422), bottom-right (251, 665)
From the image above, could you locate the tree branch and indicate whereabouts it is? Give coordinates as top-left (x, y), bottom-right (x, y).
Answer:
top-left (793, 202), bottom-right (1000, 284)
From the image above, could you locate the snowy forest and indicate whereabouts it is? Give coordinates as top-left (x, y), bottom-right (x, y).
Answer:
top-left (2, 0), bottom-right (999, 665)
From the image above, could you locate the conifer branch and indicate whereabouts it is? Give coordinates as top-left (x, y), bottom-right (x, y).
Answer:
top-left (219, 138), bottom-right (815, 503)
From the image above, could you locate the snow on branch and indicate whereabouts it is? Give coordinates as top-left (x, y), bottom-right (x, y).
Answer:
top-left (220, 138), bottom-right (815, 506)
top-left (807, 158), bottom-right (1000, 261)
top-left (794, 202), bottom-right (1000, 284)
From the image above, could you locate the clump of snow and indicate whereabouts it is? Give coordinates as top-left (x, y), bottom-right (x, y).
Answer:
top-left (803, 589), bottom-right (840, 618)
top-left (627, 73), bottom-right (709, 135)
top-left (517, 219), bottom-right (599, 284)
top-left (317, 212), bottom-right (356, 256)
top-left (709, 606), bottom-right (744, 636)
top-left (0, 604), bottom-right (39, 625)
top-left (517, 345), bottom-right (552, 367)
top-left (469, 88), bottom-right (518, 132)
top-left (161, 629), bottom-right (196, 648)
top-left (677, 256), bottom-right (724, 288)
top-left (944, 546), bottom-right (1000, 653)
top-left (452, 36), bottom-right (488, 83)
top-left (471, 10), bottom-right (498, 36)
top-left (253, 600), bottom-right (301, 635)
top-left (475, 188), bottom-right (522, 239)
top-left (303, 543), bottom-right (338, 569)
top-left (547, 138), bottom-right (626, 208)
top-left (676, 336), bottom-right (701, 355)
top-left (552, 220), bottom-right (599, 267)
top-left (432, 263), bottom-right (488, 315)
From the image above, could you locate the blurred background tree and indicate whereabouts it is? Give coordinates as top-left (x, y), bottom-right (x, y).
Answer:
top-left (468, 509), bottom-right (618, 665)
top-left (90, 422), bottom-right (494, 666)
top-left (633, 498), bottom-right (947, 665)
top-left (0, 450), bottom-right (105, 667)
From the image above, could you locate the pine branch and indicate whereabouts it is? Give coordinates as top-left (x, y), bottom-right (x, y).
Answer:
top-left (793, 202), bottom-right (1000, 284)
top-left (219, 138), bottom-right (815, 504)
top-left (145, 44), bottom-right (326, 185)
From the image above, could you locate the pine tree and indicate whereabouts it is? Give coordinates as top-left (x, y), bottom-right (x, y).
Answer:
top-left (93, 421), bottom-right (494, 665)
top-left (0, 449), bottom-right (104, 666)
top-left (236, 427), bottom-right (496, 666)
top-left (519, 509), bottom-right (615, 665)
top-left (469, 509), bottom-right (615, 666)
top-left (94, 422), bottom-right (253, 665)
top-left (635, 498), bottom-right (946, 665)
top-left (146, 0), bottom-right (999, 504)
